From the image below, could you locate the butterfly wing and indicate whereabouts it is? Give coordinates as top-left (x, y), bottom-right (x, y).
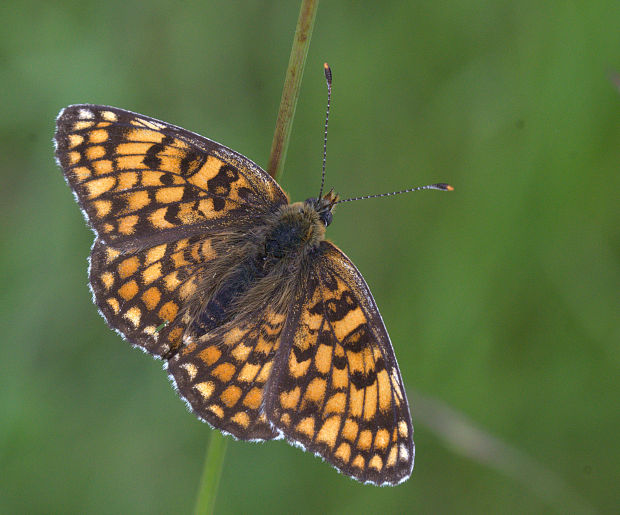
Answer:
top-left (166, 306), bottom-right (290, 441)
top-left (54, 104), bottom-right (287, 247)
top-left (88, 235), bottom-right (218, 357)
top-left (265, 241), bottom-right (414, 485)
top-left (55, 105), bottom-right (288, 357)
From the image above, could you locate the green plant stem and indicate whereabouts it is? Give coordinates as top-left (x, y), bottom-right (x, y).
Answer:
top-left (193, 431), bottom-right (228, 515)
top-left (267, 0), bottom-right (319, 180)
top-left (192, 2), bottom-right (319, 514)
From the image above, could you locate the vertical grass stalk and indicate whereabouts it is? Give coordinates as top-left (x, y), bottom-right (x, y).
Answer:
top-left (193, 431), bottom-right (228, 515)
top-left (192, 1), bottom-right (319, 513)
top-left (267, 0), bottom-right (319, 180)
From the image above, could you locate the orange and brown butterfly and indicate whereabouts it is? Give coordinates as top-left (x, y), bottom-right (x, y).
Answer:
top-left (54, 65), bottom-right (452, 486)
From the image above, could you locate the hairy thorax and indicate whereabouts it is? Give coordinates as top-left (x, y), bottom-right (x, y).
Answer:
top-left (186, 201), bottom-right (327, 337)
top-left (264, 201), bottom-right (326, 258)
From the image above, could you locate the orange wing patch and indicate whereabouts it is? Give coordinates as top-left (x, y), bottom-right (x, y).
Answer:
top-left (168, 308), bottom-right (289, 441)
top-left (266, 241), bottom-right (414, 485)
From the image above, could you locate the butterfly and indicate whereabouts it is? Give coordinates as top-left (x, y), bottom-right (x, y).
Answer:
top-left (54, 96), bottom-right (427, 486)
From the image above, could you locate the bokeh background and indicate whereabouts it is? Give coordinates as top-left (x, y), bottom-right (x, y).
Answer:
top-left (1, 1), bottom-right (619, 513)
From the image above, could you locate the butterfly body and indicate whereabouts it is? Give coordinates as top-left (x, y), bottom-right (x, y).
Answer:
top-left (187, 198), bottom-right (330, 339)
top-left (55, 104), bottom-right (414, 485)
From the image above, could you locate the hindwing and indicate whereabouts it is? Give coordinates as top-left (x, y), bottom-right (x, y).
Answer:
top-left (266, 241), bottom-right (414, 485)
top-left (89, 235), bottom-right (220, 357)
top-left (167, 307), bottom-right (289, 441)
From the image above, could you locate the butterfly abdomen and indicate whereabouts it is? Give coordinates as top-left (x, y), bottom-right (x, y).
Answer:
top-left (190, 257), bottom-right (264, 334)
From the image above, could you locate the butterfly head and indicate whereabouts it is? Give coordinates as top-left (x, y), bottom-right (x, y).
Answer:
top-left (305, 188), bottom-right (339, 227)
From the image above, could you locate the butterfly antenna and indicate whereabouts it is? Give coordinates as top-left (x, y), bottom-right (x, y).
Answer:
top-left (318, 62), bottom-right (332, 201)
top-left (336, 183), bottom-right (454, 204)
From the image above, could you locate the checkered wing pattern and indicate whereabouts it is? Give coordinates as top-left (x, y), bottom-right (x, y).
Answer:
top-left (55, 105), bottom-right (287, 357)
top-left (266, 241), bottom-right (414, 485)
top-left (55, 105), bottom-right (286, 247)
top-left (56, 104), bottom-right (417, 484)
top-left (88, 235), bottom-right (220, 357)
top-left (167, 307), bottom-right (289, 441)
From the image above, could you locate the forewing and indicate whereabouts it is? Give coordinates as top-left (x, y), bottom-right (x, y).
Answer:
top-left (266, 241), bottom-right (414, 485)
top-left (54, 104), bottom-right (287, 247)
top-left (167, 307), bottom-right (290, 441)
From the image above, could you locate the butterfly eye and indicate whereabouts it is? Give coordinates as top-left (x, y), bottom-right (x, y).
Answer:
top-left (320, 210), bottom-right (332, 227)
top-left (304, 197), bottom-right (332, 227)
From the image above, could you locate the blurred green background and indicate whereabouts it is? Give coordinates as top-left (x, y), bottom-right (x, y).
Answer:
top-left (1, 1), bottom-right (619, 513)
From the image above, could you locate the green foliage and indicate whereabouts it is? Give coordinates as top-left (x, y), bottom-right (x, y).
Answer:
top-left (1, 1), bottom-right (618, 513)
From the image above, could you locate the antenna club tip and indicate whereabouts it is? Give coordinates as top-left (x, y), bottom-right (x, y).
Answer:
top-left (433, 183), bottom-right (454, 191)
top-left (323, 63), bottom-right (332, 85)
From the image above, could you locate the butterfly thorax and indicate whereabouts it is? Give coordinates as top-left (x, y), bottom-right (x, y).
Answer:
top-left (265, 201), bottom-right (327, 257)
top-left (188, 198), bottom-right (333, 337)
